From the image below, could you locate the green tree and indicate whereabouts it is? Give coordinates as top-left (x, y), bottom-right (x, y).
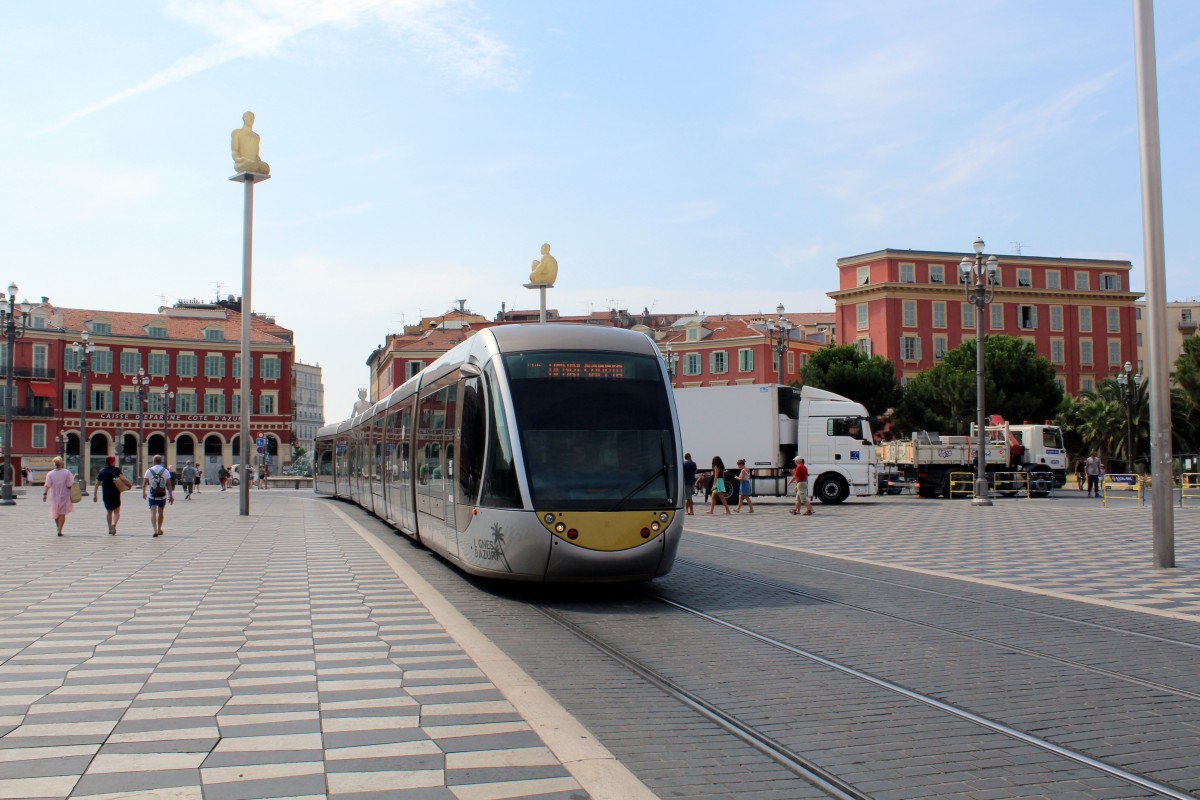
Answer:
top-left (799, 345), bottom-right (901, 417)
top-left (894, 335), bottom-right (1062, 435)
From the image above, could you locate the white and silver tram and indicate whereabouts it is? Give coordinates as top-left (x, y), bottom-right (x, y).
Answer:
top-left (314, 324), bottom-right (684, 582)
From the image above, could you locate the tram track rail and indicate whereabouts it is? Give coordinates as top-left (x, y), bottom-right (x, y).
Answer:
top-left (677, 557), bottom-right (1200, 703)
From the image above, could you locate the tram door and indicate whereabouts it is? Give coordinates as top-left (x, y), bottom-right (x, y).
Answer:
top-left (415, 381), bottom-right (458, 557)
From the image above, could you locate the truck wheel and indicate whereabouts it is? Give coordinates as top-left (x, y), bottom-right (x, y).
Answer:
top-left (1028, 467), bottom-right (1054, 497)
top-left (815, 474), bottom-right (849, 505)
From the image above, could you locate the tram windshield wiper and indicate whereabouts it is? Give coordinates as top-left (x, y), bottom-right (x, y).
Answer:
top-left (610, 437), bottom-right (672, 512)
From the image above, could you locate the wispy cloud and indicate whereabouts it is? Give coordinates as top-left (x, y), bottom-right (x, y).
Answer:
top-left (55, 0), bottom-right (520, 129)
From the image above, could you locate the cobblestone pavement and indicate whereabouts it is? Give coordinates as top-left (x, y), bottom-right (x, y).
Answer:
top-left (0, 489), bottom-right (632, 800)
top-left (686, 490), bottom-right (1200, 620)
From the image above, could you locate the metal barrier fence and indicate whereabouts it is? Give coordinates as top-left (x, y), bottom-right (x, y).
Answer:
top-left (1182, 473), bottom-right (1200, 507)
top-left (992, 471), bottom-right (1032, 499)
top-left (1102, 474), bottom-right (1144, 507)
top-left (949, 471), bottom-right (975, 499)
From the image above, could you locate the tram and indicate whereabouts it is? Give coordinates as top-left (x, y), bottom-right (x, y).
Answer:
top-left (314, 324), bottom-right (684, 582)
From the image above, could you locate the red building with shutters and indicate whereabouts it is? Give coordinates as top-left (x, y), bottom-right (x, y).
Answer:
top-left (828, 249), bottom-right (1142, 396)
top-left (2, 297), bottom-right (295, 486)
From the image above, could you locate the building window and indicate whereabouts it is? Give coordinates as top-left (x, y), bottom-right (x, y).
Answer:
top-left (683, 353), bottom-right (701, 376)
top-left (176, 354), bottom-right (197, 377)
top-left (1018, 305), bottom-right (1038, 330)
top-left (260, 394), bottom-right (275, 414)
top-left (1055, 378), bottom-right (1065, 392)
top-left (1182, 309), bottom-right (1193, 322)
top-left (1047, 270), bottom-right (1061, 290)
top-left (1137, 332), bottom-right (1143, 347)
top-left (406, 361), bottom-right (425, 379)
top-left (204, 393), bottom-right (225, 414)
top-left (147, 393), bottom-right (165, 413)
top-left (856, 303), bottom-right (868, 330)
top-left (900, 335), bottom-right (922, 362)
top-left (147, 352), bottom-right (169, 376)
top-left (147, 326), bottom-right (168, 338)
top-left (33, 344), bottom-right (47, 373)
top-left (899, 263), bottom-right (915, 283)
top-left (64, 348), bottom-right (80, 372)
top-left (120, 351), bottom-right (140, 375)
top-left (89, 322), bottom-right (112, 335)
top-left (231, 393), bottom-right (241, 414)
top-left (902, 300), bottom-right (917, 327)
top-left (91, 350), bottom-right (113, 373)
top-left (32, 424), bottom-right (46, 450)
top-left (64, 388), bottom-right (79, 410)
top-left (962, 303), bottom-right (975, 329)
top-left (232, 356), bottom-right (252, 379)
top-left (204, 354), bottom-right (226, 378)
top-left (203, 329), bottom-right (225, 341)
top-left (857, 266), bottom-right (870, 286)
top-left (1075, 272), bottom-right (1090, 291)
top-left (990, 304), bottom-right (1004, 330)
top-left (1082, 377), bottom-right (1094, 393)
top-left (932, 302), bottom-right (946, 328)
top-left (176, 394), bottom-right (196, 413)
top-left (1080, 340), bottom-right (1093, 366)
top-left (1100, 273), bottom-right (1121, 291)
top-left (1051, 339), bottom-right (1064, 364)
top-left (686, 326), bottom-right (700, 342)
top-left (710, 351), bottom-right (728, 374)
top-left (738, 349), bottom-right (754, 372)
top-left (1107, 307), bottom-right (1120, 332)
top-left (1050, 306), bottom-right (1063, 332)
top-left (119, 391), bottom-right (138, 412)
top-left (1109, 340), bottom-right (1121, 366)
top-left (1079, 308), bottom-right (1092, 332)
top-left (928, 264), bottom-right (945, 284)
top-left (91, 390), bottom-right (110, 411)
top-left (260, 356), bottom-right (281, 380)
top-left (1017, 269), bottom-right (1032, 288)
top-left (856, 338), bottom-right (872, 357)
top-left (787, 351), bottom-right (796, 374)
top-left (933, 335), bottom-right (947, 360)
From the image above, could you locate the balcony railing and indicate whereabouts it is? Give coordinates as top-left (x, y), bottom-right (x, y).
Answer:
top-left (0, 366), bottom-right (57, 380)
top-left (11, 405), bottom-right (56, 418)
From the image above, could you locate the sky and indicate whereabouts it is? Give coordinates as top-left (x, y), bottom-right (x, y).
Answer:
top-left (2, 1), bottom-right (1198, 425)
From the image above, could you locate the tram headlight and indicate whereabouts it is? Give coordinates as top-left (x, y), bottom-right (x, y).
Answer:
top-left (650, 522), bottom-right (661, 532)
top-left (554, 522), bottom-right (566, 533)
top-left (658, 512), bottom-right (669, 523)
top-left (544, 513), bottom-right (556, 525)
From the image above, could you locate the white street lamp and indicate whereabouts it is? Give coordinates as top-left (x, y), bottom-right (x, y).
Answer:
top-left (959, 238), bottom-right (999, 507)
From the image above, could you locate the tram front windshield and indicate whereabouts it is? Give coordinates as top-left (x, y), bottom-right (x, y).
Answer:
top-left (503, 351), bottom-right (678, 510)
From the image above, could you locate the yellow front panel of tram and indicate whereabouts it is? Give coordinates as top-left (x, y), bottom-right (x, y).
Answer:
top-left (536, 510), bottom-right (675, 551)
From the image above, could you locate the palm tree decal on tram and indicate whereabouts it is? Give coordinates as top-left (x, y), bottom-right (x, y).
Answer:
top-left (490, 523), bottom-right (512, 572)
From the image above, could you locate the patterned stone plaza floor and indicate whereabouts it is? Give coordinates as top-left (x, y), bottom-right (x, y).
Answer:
top-left (0, 488), bottom-right (597, 800)
top-left (688, 489), bottom-right (1200, 621)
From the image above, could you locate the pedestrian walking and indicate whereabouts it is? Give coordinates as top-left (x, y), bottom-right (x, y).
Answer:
top-left (789, 456), bottom-right (814, 516)
top-left (219, 464), bottom-right (229, 491)
top-left (734, 459), bottom-right (754, 513)
top-left (682, 453), bottom-right (697, 515)
top-left (94, 456), bottom-right (125, 535)
top-left (1085, 452), bottom-right (1103, 497)
top-left (706, 456), bottom-right (731, 515)
top-left (1075, 458), bottom-right (1086, 492)
top-left (143, 455), bottom-right (174, 537)
top-left (182, 462), bottom-right (196, 500)
top-left (259, 462), bottom-right (270, 489)
top-left (42, 456), bottom-right (75, 536)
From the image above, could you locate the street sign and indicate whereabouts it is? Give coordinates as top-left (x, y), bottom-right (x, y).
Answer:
top-left (256, 437), bottom-right (265, 447)
top-left (257, 446), bottom-right (265, 455)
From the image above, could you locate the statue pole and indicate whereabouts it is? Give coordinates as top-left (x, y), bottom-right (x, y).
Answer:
top-left (229, 111), bottom-right (271, 516)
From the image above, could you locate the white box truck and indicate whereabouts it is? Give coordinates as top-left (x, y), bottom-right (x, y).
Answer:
top-left (674, 384), bottom-right (877, 504)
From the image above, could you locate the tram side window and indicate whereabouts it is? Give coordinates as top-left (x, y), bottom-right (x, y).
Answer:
top-left (318, 448), bottom-right (333, 476)
top-left (480, 366), bottom-right (521, 508)
top-left (458, 377), bottom-right (484, 504)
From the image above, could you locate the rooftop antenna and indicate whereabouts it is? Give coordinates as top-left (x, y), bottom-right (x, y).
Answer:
top-left (213, 282), bottom-right (225, 301)
top-left (1011, 241), bottom-right (1025, 255)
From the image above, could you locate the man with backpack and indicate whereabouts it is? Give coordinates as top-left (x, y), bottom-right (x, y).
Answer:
top-left (142, 455), bottom-right (174, 537)
top-left (182, 462), bottom-right (196, 500)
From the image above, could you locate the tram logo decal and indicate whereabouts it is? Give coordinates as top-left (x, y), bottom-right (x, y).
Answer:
top-left (473, 523), bottom-right (512, 571)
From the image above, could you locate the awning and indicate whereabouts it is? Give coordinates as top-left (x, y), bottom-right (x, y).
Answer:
top-left (29, 383), bottom-right (55, 399)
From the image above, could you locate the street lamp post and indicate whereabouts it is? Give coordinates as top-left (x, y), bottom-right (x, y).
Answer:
top-left (162, 384), bottom-right (174, 469)
top-left (71, 331), bottom-right (96, 493)
top-left (664, 342), bottom-right (680, 385)
top-left (960, 238), bottom-right (999, 507)
top-left (1, 283), bottom-right (32, 506)
top-left (766, 303), bottom-right (792, 386)
top-left (136, 368), bottom-right (150, 478)
top-left (1116, 360), bottom-right (1144, 473)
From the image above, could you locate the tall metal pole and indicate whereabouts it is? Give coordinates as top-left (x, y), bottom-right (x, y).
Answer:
top-left (973, 275), bottom-right (991, 506)
top-left (163, 386), bottom-right (172, 470)
top-left (0, 292), bottom-right (18, 506)
top-left (1132, 0), bottom-right (1174, 567)
top-left (137, 370), bottom-right (146, 479)
top-left (77, 334), bottom-right (92, 493)
top-left (231, 173), bottom-right (268, 515)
